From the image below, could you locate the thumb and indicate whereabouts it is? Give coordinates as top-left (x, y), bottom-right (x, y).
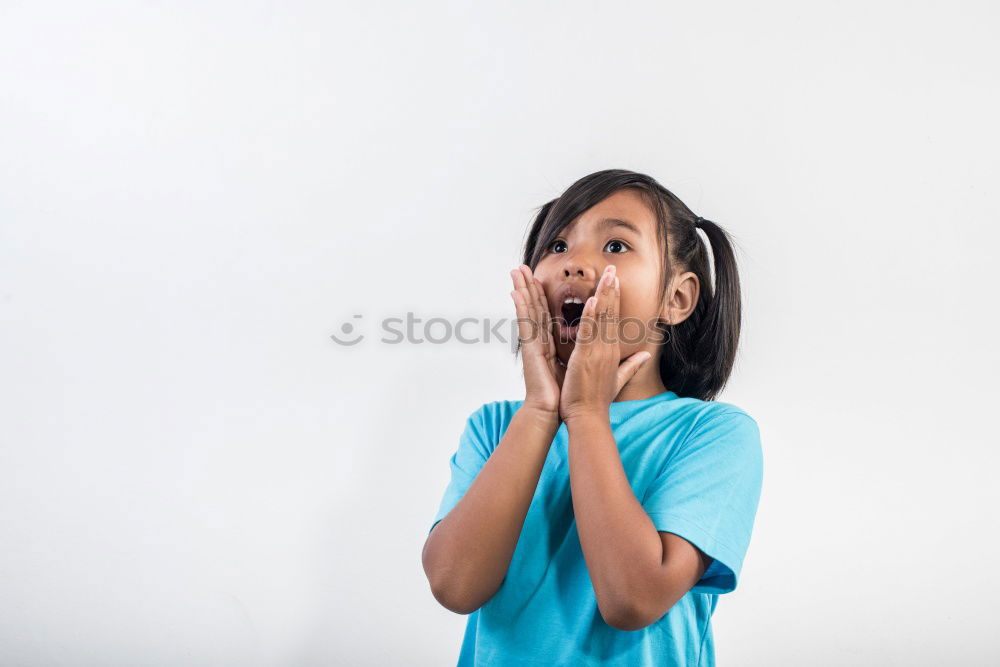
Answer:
top-left (616, 351), bottom-right (652, 394)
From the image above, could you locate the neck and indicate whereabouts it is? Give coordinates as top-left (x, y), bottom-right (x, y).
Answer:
top-left (614, 351), bottom-right (668, 402)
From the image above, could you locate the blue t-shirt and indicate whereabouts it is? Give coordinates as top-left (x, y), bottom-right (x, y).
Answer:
top-left (428, 390), bottom-right (764, 666)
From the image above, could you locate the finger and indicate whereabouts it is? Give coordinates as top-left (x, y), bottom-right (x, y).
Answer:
top-left (511, 270), bottom-right (538, 344)
top-left (511, 267), bottom-right (527, 292)
top-left (578, 294), bottom-right (597, 344)
top-left (596, 266), bottom-right (613, 314)
top-left (519, 265), bottom-right (541, 306)
top-left (600, 265), bottom-right (615, 307)
top-left (521, 265), bottom-right (542, 307)
top-left (510, 264), bottom-right (538, 324)
top-left (595, 266), bottom-right (616, 342)
top-left (510, 290), bottom-right (534, 344)
top-left (530, 274), bottom-right (549, 321)
top-left (611, 273), bottom-right (620, 322)
top-left (531, 278), bottom-right (554, 345)
top-left (520, 267), bottom-right (548, 348)
top-left (530, 274), bottom-right (558, 349)
top-left (605, 272), bottom-right (620, 343)
top-left (517, 265), bottom-right (541, 320)
top-left (616, 350), bottom-right (652, 395)
top-left (521, 265), bottom-right (545, 325)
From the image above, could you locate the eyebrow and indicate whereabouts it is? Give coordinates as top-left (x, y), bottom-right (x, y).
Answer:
top-left (596, 217), bottom-right (643, 236)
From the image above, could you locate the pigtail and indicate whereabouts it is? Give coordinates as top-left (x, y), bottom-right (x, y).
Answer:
top-left (663, 217), bottom-right (742, 401)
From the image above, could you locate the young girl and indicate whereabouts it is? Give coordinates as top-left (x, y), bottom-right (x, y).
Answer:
top-left (422, 168), bottom-right (763, 666)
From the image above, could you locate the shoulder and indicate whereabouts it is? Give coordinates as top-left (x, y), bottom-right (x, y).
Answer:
top-left (699, 401), bottom-right (759, 432)
top-left (463, 399), bottom-right (526, 440)
top-left (667, 397), bottom-right (762, 465)
top-left (467, 398), bottom-right (524, 421)
top-left (667, 395), bottom-right (760, 433)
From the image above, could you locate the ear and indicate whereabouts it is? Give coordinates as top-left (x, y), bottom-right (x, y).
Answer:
top-left (659, 271), bottom-right (700, 325)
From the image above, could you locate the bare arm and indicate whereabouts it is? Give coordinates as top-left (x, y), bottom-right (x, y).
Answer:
top-left (421, 405), bottom-right (559, 614)
top-left (422, 264), bottom-right (564, 614)
top-left (566, 413), bottom-right (709, 631)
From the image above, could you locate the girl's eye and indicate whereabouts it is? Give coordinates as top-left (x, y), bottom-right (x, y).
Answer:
top-left (549, 239), bottom-right (568, 253)
top-left (604, 239), bottom-right (629, 253)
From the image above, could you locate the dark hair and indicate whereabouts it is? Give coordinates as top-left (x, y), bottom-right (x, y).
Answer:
top-left (519, 168), bottom-right (744, 401)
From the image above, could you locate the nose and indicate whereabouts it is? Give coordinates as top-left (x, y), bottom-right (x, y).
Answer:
top-left (561, 253), bottom-right (602, 281)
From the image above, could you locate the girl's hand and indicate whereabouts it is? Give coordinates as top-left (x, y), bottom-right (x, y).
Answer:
top-left (560, 265), bottom-right (652, 423)
top-left (510, 265), bottom-right (564, 417)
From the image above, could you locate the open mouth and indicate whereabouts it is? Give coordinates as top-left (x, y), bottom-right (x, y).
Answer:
top-left (560, 301), bottom-right (585, 329)
top-left (555, 296), bottom-right (588, 342)
top-left (550, 282), bottom-right (598, 344)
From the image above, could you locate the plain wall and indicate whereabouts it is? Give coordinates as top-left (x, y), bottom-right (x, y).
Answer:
top-left (1, 1), bottom-right (998, 665)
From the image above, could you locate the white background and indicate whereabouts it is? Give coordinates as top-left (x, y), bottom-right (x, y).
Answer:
top-left (2, 1), bottom-right (998, 665)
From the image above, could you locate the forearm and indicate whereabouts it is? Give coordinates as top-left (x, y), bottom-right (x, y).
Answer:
top-left (423, 406), bottom-right (559, 614)
top-left (565, 412), bottom-right (664, 627)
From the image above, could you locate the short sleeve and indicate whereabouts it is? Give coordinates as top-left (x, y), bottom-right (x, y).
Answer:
top-left (428, 403), bottom-right (494, 536)
top-left (641, 410), bottom-right (763, 594)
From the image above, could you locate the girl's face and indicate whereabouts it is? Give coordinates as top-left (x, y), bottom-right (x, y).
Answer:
top-left (533, 189), bottom-right (680, 366)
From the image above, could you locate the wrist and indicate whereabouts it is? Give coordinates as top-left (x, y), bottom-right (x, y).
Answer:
top-left (563, 408), bottom-right (611, 431)
top-left (518, 403), bottom-right (562, 430)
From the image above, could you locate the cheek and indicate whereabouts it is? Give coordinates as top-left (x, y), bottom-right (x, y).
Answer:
top-left (532, 262), bottom-right (557, 290)
top-left (617, 293), bottom-right (660, 347)
top-left (617, 292), bottom-right (640, 320)
top-left (618, 290), bottom-right (659, 325)
top-left (617, 266), bottom-right (661, 313)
